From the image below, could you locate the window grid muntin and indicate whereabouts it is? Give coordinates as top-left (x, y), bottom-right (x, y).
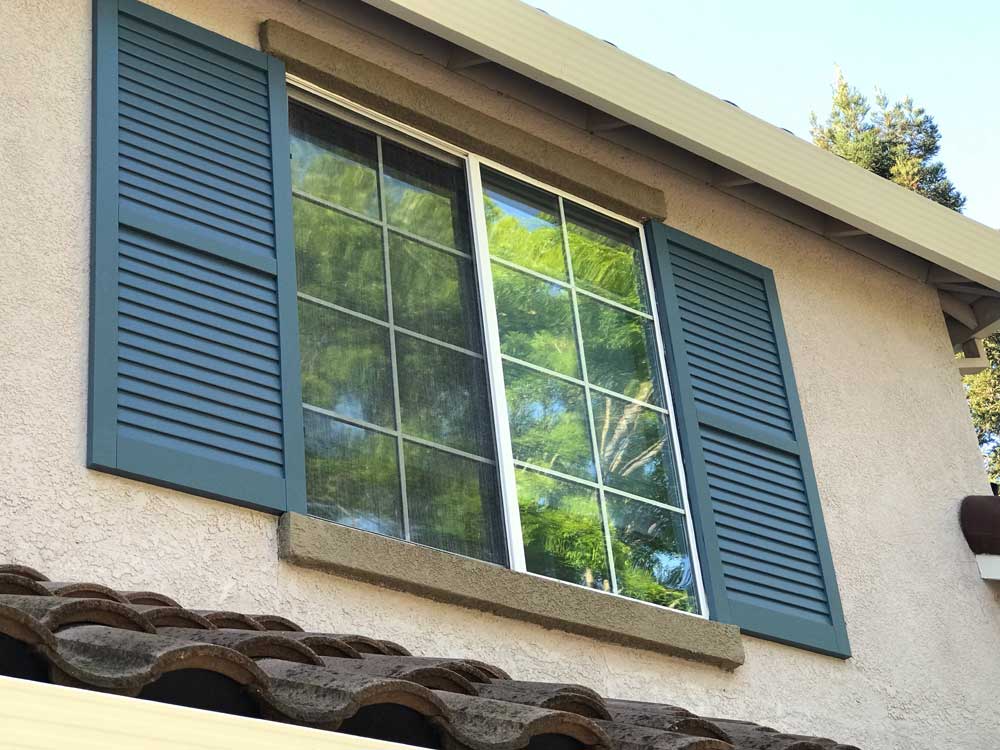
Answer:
top-left (294, 186), bottom-right (475, 263)
top-left (293, 118), bottom-right (500, 550)
top-left (499, 349), bottom-right (668, 414)
top-left (485, 180), bottom-right (694, 601)
top-left (287, 81), bottom-right (708, 616)
top-left (489, 254), bottom-right (655, 320)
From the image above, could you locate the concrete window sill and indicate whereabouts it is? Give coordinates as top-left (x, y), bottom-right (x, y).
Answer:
top-left (278, 513), bottom-right (745, 670)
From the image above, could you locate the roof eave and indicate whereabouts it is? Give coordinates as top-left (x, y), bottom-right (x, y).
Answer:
top-left (361, 0), bottom-right (1000, 292)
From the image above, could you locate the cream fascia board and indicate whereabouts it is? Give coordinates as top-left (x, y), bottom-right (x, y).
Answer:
top-left (361, 0), bottom-right (1000, 291)
top-left (0, 675), bottom-right (414, 750)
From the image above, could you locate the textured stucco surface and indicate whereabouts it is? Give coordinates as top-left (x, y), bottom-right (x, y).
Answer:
top-left (1, 2), bottom-right (998, 748)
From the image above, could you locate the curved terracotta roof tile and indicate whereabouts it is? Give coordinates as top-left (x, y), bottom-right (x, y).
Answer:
top-left (256, 658), bottom-right (448, 727)
top-left (436, 690), bottom-right (611, 750)
top-left (127, 605), bottom-right (216, 630)
top-left (0, 564), bottom-right (49, 581)
top-left (39, 582), bottom-right (129, 603)
top-left (596, 720), bottom-right (732, 750)
top-left (319, 655), bottom-right (479, 695)
top-left (360, 654), bottom-right (503, 684)
top-left (192, 610), bottom-right (266, 630)
top-left (263, 630), bottom-right (364, 659)
top-left (477, 680), bottom-right (611, 720)
top-left (121, 590), bottom-right (182, 608)
top-left (0, 594), bottom-right (154, 633)
top-left (0, 573), bottom-right (53, 596)
top-left (320, 633), bottom-right (412, 655)
top-left (156, 627), bottom-right (326, 665)
top-left (47, 625), bottom-right (266, 695)
top-left (251, 614), bottom-right (304, 631)
top-left (608, 700), bottom-right (730, 741)
top-left (0, 602), bottom-right (59, 648)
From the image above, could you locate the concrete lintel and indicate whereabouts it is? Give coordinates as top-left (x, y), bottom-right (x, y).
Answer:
top-left (278, 513), bottom-right (746, 670)
top-left (260, 20), bottom-right (666, 222)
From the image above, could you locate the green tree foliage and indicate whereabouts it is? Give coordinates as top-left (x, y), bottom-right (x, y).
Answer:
top-left (810, 68), bottom-right (965, 211)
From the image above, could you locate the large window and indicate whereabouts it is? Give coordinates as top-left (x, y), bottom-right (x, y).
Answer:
top-left (289, 97), bottom-right (704, 614)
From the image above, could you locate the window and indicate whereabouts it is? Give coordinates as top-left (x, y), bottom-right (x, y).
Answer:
top-left (288, 98), bottom-right (704, 614)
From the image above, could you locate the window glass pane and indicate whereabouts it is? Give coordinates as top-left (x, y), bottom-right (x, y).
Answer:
top-left (289, 103), bottom-right (379, 218)
top-left (482, 169), bottom-right (567, 280)
top-left (480, 168), bottom-right (701, 613)
top-left (304, 410), bottom-right (403, 538)
top-left (577, 295), bottom-right (663, 406)
top-left (382, 140), bottom-right (470, 250)
top-left (396, 334), bottom-right (494, 458)
top-left (294, 198), bottom-right (385, 319)
top-left (605, 495), bottom-right (699, 613)
top-left (298, 300), bottom-right (394, 429)
top-left (293, 109), bottom-right (504, 563)
top-left (591, 393), bottom-right (679, 506)
top-left (405, 442), bottom-right (505, 564)
top-left (492, 262), bottom-right (580, 378)
top-left (516, 468), bottom-right (611, 591)
top-left (503, 362), bottom-right (596, 481)
top-left (390, 233), bottom-right (482, 351)
top-left (565, 203), bottom-right (646, 310)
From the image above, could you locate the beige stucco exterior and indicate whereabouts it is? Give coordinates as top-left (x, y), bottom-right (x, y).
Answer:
top-left (1, 1), bottom-right (998, 748)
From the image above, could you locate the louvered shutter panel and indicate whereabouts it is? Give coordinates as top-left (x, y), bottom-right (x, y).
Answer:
top-left (646, 223), bottom-right (849, 657)
top-left (88, 0), bottom-right (305, 513)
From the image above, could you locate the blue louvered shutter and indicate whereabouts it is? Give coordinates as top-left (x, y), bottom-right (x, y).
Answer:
top-left (88, 0), bottom-right (305, 513)
top-left (646, 223), bottom-right (849, 658)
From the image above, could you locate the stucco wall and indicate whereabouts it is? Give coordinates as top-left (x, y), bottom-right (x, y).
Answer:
top-left (2, 2), bottom-right (998, 748)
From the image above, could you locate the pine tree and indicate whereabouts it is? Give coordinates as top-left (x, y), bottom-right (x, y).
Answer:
top-left (810, 68), bottom-right (965, 211)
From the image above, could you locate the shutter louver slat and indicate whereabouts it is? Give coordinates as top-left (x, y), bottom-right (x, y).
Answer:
top-left (646, 222), bottom-right (849, 657)
top-left (89, 0), bottom-right (305, 513)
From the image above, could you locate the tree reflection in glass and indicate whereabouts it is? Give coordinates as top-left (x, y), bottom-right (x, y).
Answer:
top-left (382, 140), bottom-right (470, 251)
top-left (291, 103), bottom-right (503, 565)
top-left (492, 262), bottom-right (580, 377)
top-left (303, 410), bottom-right (403, 537)
top-left (565, 202), bottom-right (647, 309)
top-left (591, 392), bottom-right (678, 506)
top-left (482, 170), bottom-right (567, 280)
top-left (483, 167), bottom-right (699, 613)
top-left (503, 362), bottom-right (596, 482)
top-left (577, 295), bottom-right (663, 406)
top-left (606, 494), bottom-right (699, 612)
top-left (290, 104), bottom-right (379, 218)
top-left (516, 468), bottom-right (611, 590)
top-left (406, 443), bottom-right (506, 564)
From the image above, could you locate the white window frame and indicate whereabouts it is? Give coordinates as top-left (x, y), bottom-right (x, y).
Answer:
top-left (287, 75), bottom-right (709, 619)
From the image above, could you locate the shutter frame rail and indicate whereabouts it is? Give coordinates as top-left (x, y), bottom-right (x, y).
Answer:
top-left (88, 0), bottom-right (305, 514)
top-left (647, 222), bottom-right (850, 658)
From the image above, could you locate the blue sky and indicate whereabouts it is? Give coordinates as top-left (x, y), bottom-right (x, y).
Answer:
top-left (532, 0), bottom-right (999, 228)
